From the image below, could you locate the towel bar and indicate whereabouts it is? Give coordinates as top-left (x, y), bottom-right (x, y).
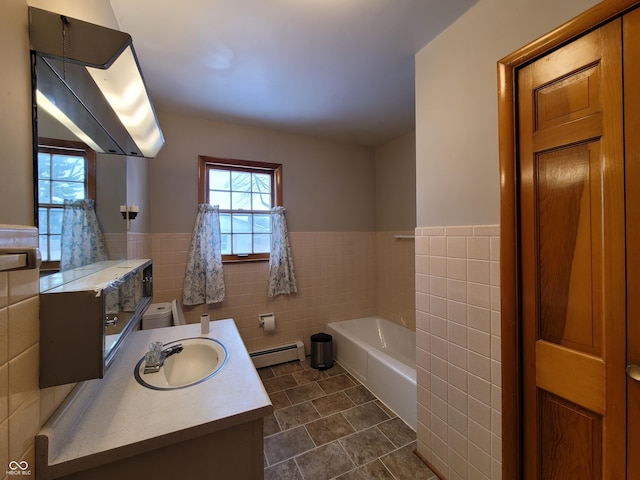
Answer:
top-left (0, 247), bottom-right (41, 272)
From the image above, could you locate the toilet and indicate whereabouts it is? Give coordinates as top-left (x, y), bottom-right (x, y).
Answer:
top-left (142, 302), bottom-right (173, 329)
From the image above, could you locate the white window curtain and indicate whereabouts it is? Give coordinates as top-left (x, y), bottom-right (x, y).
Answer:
top-left (183, 204), bottom-right (225, 305)
top-left (268, 206), bottom-right (297, 297)
top-left (60, 199), bottom-right (108, 271)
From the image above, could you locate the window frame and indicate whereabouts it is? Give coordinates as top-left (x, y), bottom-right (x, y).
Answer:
top-left (37, 137), bottom-right (97, 272)
top-left (198, 155), bottom-right (282, 263)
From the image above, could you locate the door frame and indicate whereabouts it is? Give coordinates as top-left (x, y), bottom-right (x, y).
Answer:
top-left (498, 0), bottom-right (640, 477)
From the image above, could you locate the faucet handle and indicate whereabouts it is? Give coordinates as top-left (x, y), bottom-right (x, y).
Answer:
top-left (144, 341), bottom-right (164, 371)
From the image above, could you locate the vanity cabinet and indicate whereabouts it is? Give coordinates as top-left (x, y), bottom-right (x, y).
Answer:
top-left (39, 259), bottom-right (152, 388)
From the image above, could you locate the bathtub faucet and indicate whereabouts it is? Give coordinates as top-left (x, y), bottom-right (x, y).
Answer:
top-left (143, 342), bottom-right (183, 374)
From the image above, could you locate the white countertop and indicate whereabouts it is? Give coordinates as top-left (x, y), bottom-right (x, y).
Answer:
top-left (40, 259), bottom-right (151, 293)
top-left (36, 319), bottom-right (272, 479)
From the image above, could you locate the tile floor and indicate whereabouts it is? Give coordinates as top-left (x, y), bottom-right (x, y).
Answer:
top-left (258, 359), bottom-right (437, 480)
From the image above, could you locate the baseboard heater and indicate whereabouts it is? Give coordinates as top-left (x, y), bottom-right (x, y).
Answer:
top-left (250, 341), bottom-right (306, 368)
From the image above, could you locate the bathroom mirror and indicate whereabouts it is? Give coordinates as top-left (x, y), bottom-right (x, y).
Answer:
top-left (30, 7), bottom-right (160, 278)
top-left (30, 8), bottom-right (160, 382)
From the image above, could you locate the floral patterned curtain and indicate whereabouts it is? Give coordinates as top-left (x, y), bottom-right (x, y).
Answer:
top-left (182, 204), bottom-right (225, 305)
top-left (268, 206), bottom-right (297, 297)
top-left (60, 199), bottom-right (108, 271)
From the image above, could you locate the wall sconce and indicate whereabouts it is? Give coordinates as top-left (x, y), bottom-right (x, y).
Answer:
top-left (120, 205), bottom-right (139, 230)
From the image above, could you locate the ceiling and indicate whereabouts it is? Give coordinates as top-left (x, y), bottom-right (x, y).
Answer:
top-left (109, 0), bottom-right (478, 147)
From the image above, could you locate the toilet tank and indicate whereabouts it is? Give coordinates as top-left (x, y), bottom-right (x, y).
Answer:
top-left (142, 302), bottom-right (173, 329)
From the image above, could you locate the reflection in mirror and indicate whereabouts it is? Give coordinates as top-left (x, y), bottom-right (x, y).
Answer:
top-left (39, 259), bottom-right (153, 387)
top-left (30, 7), bottom-right (162, 278)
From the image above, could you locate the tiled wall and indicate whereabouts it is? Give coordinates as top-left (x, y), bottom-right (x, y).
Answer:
top-left (151, 230), bottom-right (414, 353)
top-left (103, 232), bottom-right (151, 261)
top-left (376, 231), bottom-right (416, 330)
top-left (415, 225), bottom-right (501, 480)
top-left (1, 226), bottom-right (76, 480)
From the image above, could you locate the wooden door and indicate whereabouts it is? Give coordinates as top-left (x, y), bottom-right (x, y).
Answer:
top-left (518, 19), bottom-right (627, 479)
top-left (625, 8), bottom-right (640, 480)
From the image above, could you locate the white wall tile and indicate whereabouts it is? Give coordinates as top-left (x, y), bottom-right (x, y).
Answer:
top-left (430, 295), bottom-right (447, 319)
top-left (430, 236), bottom-right (447, 256)
top-left (446, 226), bottom-right (474, 236)
top-left (468, 351), bottom-right (491, 381)
top-left (468, 306), bottom-right (491, 333)
top-left (469, 419), bottom-right (492, 454)
top-left (448, 258), bottom-right (467, 281)
top-left (468, 328), bottom-right (491, 357)
top-left (468, 259), bottom-right (490, 284)
top-left (468, 237), bottom-right (491, 260)
top-left (430, 256), bottom-right (447, 277)
top-left (415, 226), bottom-right (501, 480)
top-left (430, 276), bottom-right (447, 298)
top-left (448, 385), bottom-right (468, 415)
top-left (448, 300), bottom-right (467, 325)
top-left (448, 405), bottom-right (469, 435)
top-left (469, 443), bottom-right (492, 478)
top-left (448, 279), bottom-right (468, 302)
top-left (447, 237), bottom-right (467, 258)
top-left (468, 282), bottom-right (491, 309)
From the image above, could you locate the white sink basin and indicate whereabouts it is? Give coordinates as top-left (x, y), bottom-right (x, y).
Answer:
top-left (134, 337), bottom-right (228, 390)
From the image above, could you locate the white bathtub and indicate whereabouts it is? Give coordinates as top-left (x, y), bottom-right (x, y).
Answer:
top-left (326, 316), bottom-right (417, 430)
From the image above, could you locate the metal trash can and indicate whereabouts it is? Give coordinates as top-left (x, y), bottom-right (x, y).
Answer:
top-left (310, 333), bottom-right (333, 370)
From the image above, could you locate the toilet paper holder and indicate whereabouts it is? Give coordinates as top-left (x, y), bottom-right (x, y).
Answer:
top-left (258, 313), bottom-right (275, 330)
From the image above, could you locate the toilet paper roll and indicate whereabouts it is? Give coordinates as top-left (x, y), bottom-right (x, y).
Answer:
top-left (261, 314), bottom-right (276, 333)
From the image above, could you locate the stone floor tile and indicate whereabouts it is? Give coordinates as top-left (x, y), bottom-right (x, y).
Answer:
top-left (339, 427), bottom-right (395, 466)
top-left (305, 413), bottom-right (355, 446)
top-left (377, 417), bottom-right (417, 448)
top-left (295, 441), bottom-right (355, 480)
top-left (275, 401), bottom-right (320, 430)
top-left (272, 361), bottom-right (306, 376)
top-left (264, 458), bottom-right (303, 480)
top-left (263, 374), bottom-right (298, 393)
top-left (270, 390), bottom-right (292, 410)
top-left (312, 391), bottom-right (356, 417)
top-left (345, 385), bottom-right (376, 405)
top-left (317, 374), bottom-right (357, 394)
top-left (342, 401), bottom-right (390, 431)
top-left (293, 368), bottom-right (327, 385)
top-left (263, 413), bottom-right (281, 437)
top-left (336, 459), bottom-right (396, 480)
top-left (375, 400), bottom-right (397, 419)
top-left (258, 367), bottom-right (275, 380)
top-left (323, 363), bottom-right (347, 377)
top-left (264, 426), bottom-right (315, 465)
top-left (285, 382), bottom-right (326, 404)
top-left (380, 442), bottom-right (437, 480)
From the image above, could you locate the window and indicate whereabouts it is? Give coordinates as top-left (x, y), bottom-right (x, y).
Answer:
top-left (199, 156), bottom-right (282, 262)
top-left (37, 138), bottom-right (96, 271)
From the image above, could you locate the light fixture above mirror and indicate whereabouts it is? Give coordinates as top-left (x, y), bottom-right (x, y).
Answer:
top-left (29, 7), bottom-right (164, 158)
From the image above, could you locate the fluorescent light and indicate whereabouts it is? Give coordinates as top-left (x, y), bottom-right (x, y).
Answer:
top-left (36, 90), bottom-right (104, 153)
top-left (86, 46), bottom-right (164, 157)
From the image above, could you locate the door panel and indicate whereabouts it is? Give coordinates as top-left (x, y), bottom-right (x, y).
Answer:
top-left (624, 7), bottom-right (640, 480)
top-left (518, 19), bottom-right (626, 480)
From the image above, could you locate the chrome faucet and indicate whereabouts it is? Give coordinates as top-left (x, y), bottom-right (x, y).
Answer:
top-left (143, 342), bottom-right (183, 374)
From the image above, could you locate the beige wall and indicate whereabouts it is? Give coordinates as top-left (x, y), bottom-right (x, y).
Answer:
top-left (375, 131), bottom-right (416, 231)
top-left (150, 112), bottom-right (377, 233)
top-left (149, 112), bottom-right (416, 349)
top-left (413, 0), bottom-right (600, 478)
top-left (415, 0), bottom-right (600, 228)
top-left (0, 0), bottom-right (34, 227)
